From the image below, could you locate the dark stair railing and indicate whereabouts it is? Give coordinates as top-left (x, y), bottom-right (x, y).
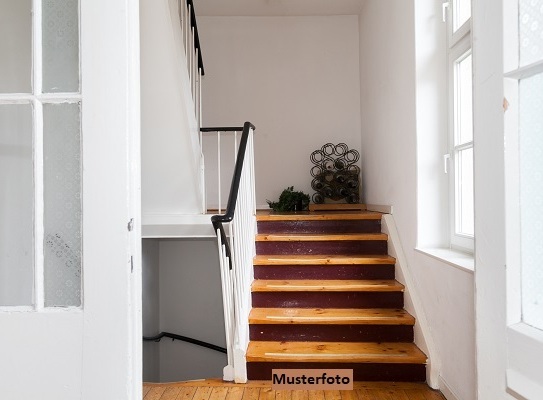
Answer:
top-left (202, 122), bottom-right (256, 269)
top-left (143, 332), bottom-right (226, 354)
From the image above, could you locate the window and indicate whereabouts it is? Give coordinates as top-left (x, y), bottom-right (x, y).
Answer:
top-left (445, 0), bottom-right (474, 252)
top-left (0, 0), bottom-right (82, 308)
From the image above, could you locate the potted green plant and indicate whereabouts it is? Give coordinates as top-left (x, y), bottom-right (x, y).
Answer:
top-left (266, 186), bottom-right (310, 212)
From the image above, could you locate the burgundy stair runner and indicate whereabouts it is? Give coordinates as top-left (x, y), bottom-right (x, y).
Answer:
top-left (246, 210), bottom-right (427, 381)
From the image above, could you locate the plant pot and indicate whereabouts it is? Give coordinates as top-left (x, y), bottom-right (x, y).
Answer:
top-left (293, 199), bottom-right (304, 212)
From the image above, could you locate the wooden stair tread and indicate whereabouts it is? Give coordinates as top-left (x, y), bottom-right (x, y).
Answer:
top-left (246, 341), bottom-right (427, 364)
top-left (256, 211), bottom-right (382, 222)
top-left (251, 279), bottom-right (404, 292)
top-left (249, 308), bottom-right (415, 325)
top-left (254, 254), bottom-right (396, 265)
top-left (309, 203), bottom-right (367, 211)
top-left (255, 233), bottom-right (387, 242)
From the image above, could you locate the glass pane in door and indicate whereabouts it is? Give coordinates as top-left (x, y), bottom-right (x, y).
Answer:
top-left (44, 103), bottom-right (82, 307)
top-left (519, 72), bottom-right (543, 330)
top-left (0, 104), bottom-right (34, 306)
top-left (42, 0), bottom-right (80, 93)
top-left (519, 0), bottom-right (543, 67)
top-left (0, 0), bottom-right (32, 93)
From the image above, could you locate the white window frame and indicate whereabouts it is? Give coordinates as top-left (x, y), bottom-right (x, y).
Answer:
top-left (503, 0), bottom-right (543, 398)
top-left (445, 0), bottom-right (474, 252)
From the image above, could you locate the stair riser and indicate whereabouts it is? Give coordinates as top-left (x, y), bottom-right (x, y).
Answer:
top-left (252, 292), bottom-right (404, 309)
top-left (256, 241), bottom-right (387, 256)
top-left (247, 362), bottom-right (426, 382)
top-left (257, 220), bottom-right (381, 235)
top-left (254, 265), bottom-right (395, 280)
top-left (249, 324), bottom-right (414, 342)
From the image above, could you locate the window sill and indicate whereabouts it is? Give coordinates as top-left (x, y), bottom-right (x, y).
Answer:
top-left (415, 247), bottom-right (474, 273)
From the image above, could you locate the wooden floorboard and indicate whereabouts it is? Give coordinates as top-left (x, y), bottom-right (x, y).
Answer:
top-left (143, 380), bottom-right (445, 400)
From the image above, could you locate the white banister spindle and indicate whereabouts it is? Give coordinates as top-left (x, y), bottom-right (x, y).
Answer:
top-left (189, 28), bottom-right (193, 97)
top-left (182, 0), bottom-right (186, 31)
top-left (217, 131), bottom-right (222, 214)
top-left (183, 2), bottom-right (188, 56)
top-left (198, 69), bottom-right (202, 128)
top-left (234, 131), bottom-right (238, 160)
top-left (192, 42), bottom-right (197, 102)
top-left (186, 4), bottom-right (191, 59)
top-left (189, 32), bottom-right (193, 89)
top-left (198, 68), bottom-right (202, 126)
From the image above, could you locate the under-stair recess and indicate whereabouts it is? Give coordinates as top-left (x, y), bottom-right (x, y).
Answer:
top-left (246, 211), bottom-right (428, 381)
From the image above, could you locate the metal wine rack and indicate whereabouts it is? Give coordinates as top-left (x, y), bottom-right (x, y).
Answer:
top-left (310, 143), bottom-right (360, 204)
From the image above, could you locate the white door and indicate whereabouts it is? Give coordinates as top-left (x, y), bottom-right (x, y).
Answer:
top-left (0, 0), bottom-right (141, 399)
top-left (503, 0), bottom-right (543, 398)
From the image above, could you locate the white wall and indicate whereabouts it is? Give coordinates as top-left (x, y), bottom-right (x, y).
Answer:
top-left (359, 1), bottom-right (476, 399)
top-left (198, 16), bottom-right (362, 208)
top-left (140, 0), bottom-right (203, 217)
top-left (414, 0), bottom-right (450, 248)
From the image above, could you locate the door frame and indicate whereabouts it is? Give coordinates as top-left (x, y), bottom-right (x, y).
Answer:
top-left (79, 0), bottom-right (142, 398)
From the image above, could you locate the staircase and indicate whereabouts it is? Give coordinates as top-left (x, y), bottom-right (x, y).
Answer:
top-left (246, 210), bottom-right (427, 381)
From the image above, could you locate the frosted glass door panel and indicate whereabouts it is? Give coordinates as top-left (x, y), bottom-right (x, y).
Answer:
top-left (42, 0), bottom-right (80, 93)
top-left (519, 72), bottom-right (543, 330)
top-left (44, 103), bottom-right (81, 307)
top-left (0, 105), bottom-right (34, 306)
top-left (0, 0), bottom-right (32, 93)
top-left (519, 0), bottom-right (543, 66)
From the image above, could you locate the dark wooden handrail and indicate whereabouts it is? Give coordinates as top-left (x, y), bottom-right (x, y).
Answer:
top-left (206, 121), bottom-right (256, 269)
top-left (200, 127), bottom-right (245, 132)
top-left (143, 331), bottom-right (226, 353)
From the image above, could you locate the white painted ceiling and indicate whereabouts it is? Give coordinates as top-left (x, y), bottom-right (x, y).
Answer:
top-left (194, 0), bottom-right (365, 16)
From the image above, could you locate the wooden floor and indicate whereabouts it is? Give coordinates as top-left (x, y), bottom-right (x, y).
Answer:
top-left (143, 379), bottom-right (445, 400)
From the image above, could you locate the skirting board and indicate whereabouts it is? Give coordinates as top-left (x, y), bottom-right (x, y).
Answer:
top-left (382, 214), bottom-right (440, 388)
top-left (439, 376), bottom-right (461, 400)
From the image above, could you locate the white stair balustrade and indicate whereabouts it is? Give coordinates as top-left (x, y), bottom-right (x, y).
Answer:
top-left (209, 123), bottom-right (256, 382)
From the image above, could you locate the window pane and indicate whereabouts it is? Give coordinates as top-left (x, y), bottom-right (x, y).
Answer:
top-left (455, 53), bottom-right (473, 145)
top-left (42, 0), bottom-right (80, 93)
top-left (0, 104), bottom-right (34, 306)
top-left (519, 0), bottom-right (543, 66)
top-left (0, 0), bottom-right (32, 93)
top-left (454, 0), bottom-right (471, 31)
top-left (519, 72), bottom-right (543, 330)
top-left (44, 103), bottom-right (81, 307)
top-left (456, 147), bottom-right (474, 236)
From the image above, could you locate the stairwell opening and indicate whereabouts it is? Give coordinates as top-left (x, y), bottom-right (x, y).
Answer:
top-left (142, 238), bottom-right (227, 382)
